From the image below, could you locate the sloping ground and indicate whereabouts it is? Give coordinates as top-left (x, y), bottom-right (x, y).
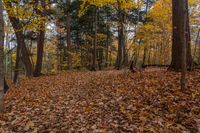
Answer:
top-left (0, 69), bottom-right (200, 133)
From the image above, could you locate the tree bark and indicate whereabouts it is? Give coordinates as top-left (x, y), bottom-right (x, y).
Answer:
top-left (105, 15), bottom-right (109, 68)
top-left (193, 29), bottom-right (200, 62)
top-left (0, 0), bottom-right (4, 112)
top-left (8, 23), bottom-right (32, 77)
top-left (181, 0), bottom-right (187, 91)
top-left (4, 1), bottom-right (33, 76)
top-left (169, 0), bottom-right (193, 71)
top-left (13, 38), bottom-right (20, 83)
top-left (33, 0), bottom-right (46, 77)
top-left (92, 7), bottom-right (97, 71)
top-left (66, 0), bottom-right (72, 70)
top-left (16, 30), bottom-right (33, 76)
top-left (115, 2), bottom-right (125, 69)
top-left (142, 46), bottom-right (147, 66)
top-left (33, 29), bottom-right (45, 77)
top-left (185, 0), bottom-right (193, 70)
top-left (33, 0), bottom-right (45, 76)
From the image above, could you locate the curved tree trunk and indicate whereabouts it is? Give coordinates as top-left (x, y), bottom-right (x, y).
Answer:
top-left (5, 1), bottom-right (33, 77)
top-left (15, 29), bottom-right (33, 76)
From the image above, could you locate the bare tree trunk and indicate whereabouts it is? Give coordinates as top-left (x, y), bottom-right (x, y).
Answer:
top-left (13, 39), bottom-right (20, 83)
top-left (193, 29), bottom-right (200, 62)
top-left (0, 0), bottom-right (4, 112)
top-left (66, 0), bottom-right (72, 70)
top-left (34, 0), bottom-right (46, 76)
top-left (92, 7), bottom-right (97, 71)
top-left (109, 47), bottom-right (112, 66)
top-left (181, 0), bottom-right (187, 91)
top-left (98, 47), bottom-right (103, 70)
top-left (16, 31), bottom-right (33, 76)
top-left (115, 3), bottom-right (125, 69)
top-left (185, 0), bottom-right (193, 70)
top-left (33, 29), bottom-right (45, 77)
top-left (134, 50), bottom-right (138, 67)
top-left (147, 47), bottom-right (150, 65)
top-left (9, 22), bottom-right (32, 76)
top-left (142, 46), bottom-right (147, 66)
top-left (169, 0), bottom-right (192, 71)
top-left (105, 15), bottom-right (109, 68)
top-left (115, 23), bottom-right (123, 69)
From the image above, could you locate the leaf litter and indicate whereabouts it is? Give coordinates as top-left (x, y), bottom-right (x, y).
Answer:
top-left (0, 69), bottom-right (200, 132)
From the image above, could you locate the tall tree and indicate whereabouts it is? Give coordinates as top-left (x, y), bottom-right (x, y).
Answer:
top-left (13, 33), bottom-right (21, 83)
top-left (92, 6), bottom-right (98, 71)
top-left (179, 0), bottom-right (187, 91)
top-left (0, 0), bottom-right (4, 112)
top-left (115, 1), bottom-right (125, 69)
top-left (4, 1), bottom-right (33, 77)
top-left (169, 0), bottom-right (193, 71)
top-left (80, 0), bottom-right (135, 70)
top-left (66, 0), bottom-right (72, 70)
top-left (33, 0), bottom-right (46, 77)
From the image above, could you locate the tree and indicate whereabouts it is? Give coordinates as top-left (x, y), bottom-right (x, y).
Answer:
top-left (0, 0), bottom-right (4, 112)
top-left (169, 0), bottom-right (193, 71)
top-left (33, 0), bottom-right (47, 77)
top-left (136, 0), bottom-right (172, 66)
top-left (92, 6), bottom-right (98, 70)
top-left (4, 1), bottom-right (33, 77)
top-left (80, 0), bottom-right (135, 70)
top-left (4, 0), bottom-right (50, 78)
top-left (115, 0), bottom-right (126, 69)
top-left (66, 0), bottom-right (72, 70)
top-left (179, 0), bottom-right (187, 91)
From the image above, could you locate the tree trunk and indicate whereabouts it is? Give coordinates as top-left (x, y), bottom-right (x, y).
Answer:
top-left (16, 31), bottom-right (33, 76)
top-left (148, 48), bottom-right (151, 65)
top-left (92, 7), bottom-right (97, 71)
top-left (185, 0), bottom-right (193, 70)
top-left (134, 50), bottom-right (138, 67)
top-left (0, 0), bottom-right (4, 112)
top-left (115, 4), bottom-right (125, 69)
top-left (123, 30), bottom-right (128, 66)
top-left (13, 38), bottom-right (20, 83)
top-left (5, 1), bottom-right (33, 76)
top-left (8, 20), bottom-right (32, 77)
top-left (98, 47), bottom-right (103, 70)
top-left (193, 29), bottom-right (200, 62)
top-left (105, 17), bottom-right (109, 68)
top-left (33, 0), bottom-right (46, 77)
top-left (115, 23), bottom-right (123, 69)
top-left (66, 0), bottom-right (72, 70)
top-left (142, 46), bottom-right (147, 66)
top-left (169, 0), bottom-right (193, 71)
top-left (181, 0), bottom-right (187, 91)
top-left (33, 29), bottom-right (45, 77)
top-left (109, 47), bottom-right (112, 66)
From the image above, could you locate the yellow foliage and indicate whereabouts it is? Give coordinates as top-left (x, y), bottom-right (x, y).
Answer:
top-left (137, 0), bottom-right (172, 43)
top-left (79, 0), bottom-right (137, 16)
top-left (3, 0), bottom-right (48, 32)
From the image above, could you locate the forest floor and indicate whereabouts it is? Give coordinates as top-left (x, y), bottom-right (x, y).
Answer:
top-left (0, 69), bottom-right (200, 133)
